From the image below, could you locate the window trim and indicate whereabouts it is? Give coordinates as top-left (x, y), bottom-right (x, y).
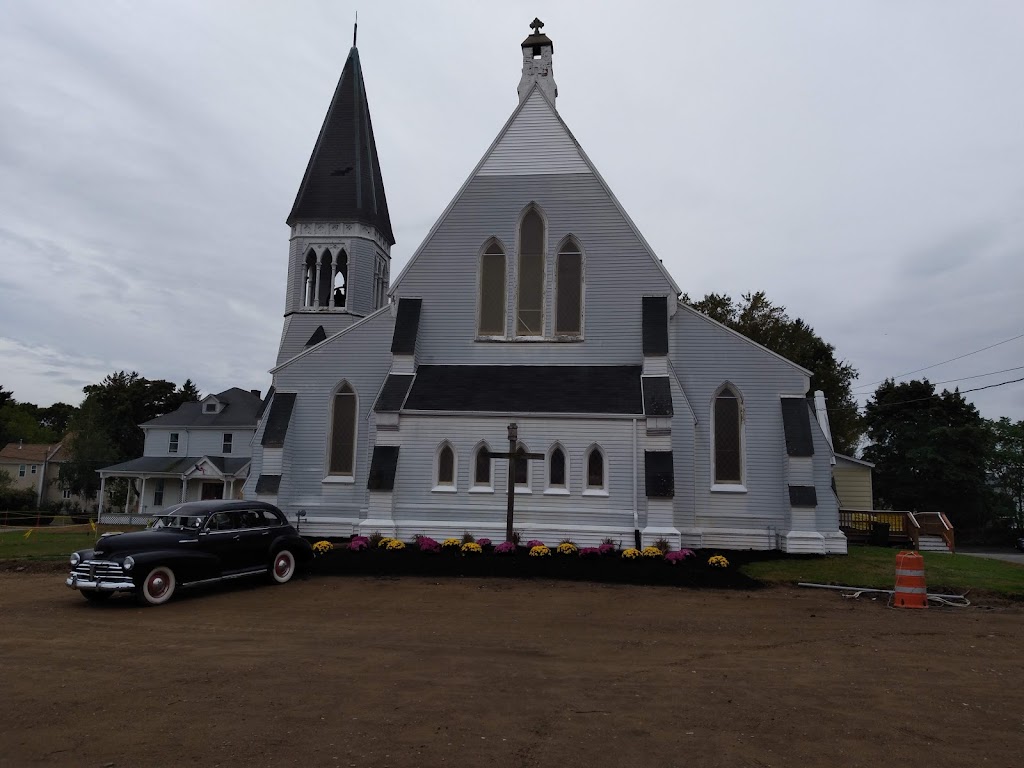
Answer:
top-left (168, 432), bottom-right (179, 454)
top-left (470, 442), bottom-right (494, 493)
top-left (222, 433), bottom-right (233, 454)
top-left (325, 381), bottom-right (358, 480)
top-left (583, 444), bottom-right (608, 496)
top-left (30, 464), bottom-right (37, 475)
top-left (432, 441), bottom-right (458, 493)
top-left (18, 464), bottom-right (25, 477)
top-left (544, 442), bottom-right (570, 495)
top-left (711, 382), bottom-right (747, 492)
top-left (513, 205), bottom-right (547, 339)
top-left (554, 235), bottom-right (585, 339)
top-left (476, 237), bottom-right (508, 339)
top-left (512, 441), bottom-right (533, 495)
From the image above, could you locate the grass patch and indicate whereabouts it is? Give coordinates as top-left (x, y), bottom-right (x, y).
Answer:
top-left (742, 545), bottom-right (1024, 597)
top-left (0, 527), bottom-right (136, 561)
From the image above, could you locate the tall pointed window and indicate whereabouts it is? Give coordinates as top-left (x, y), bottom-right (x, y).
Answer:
top-left (303, 250), bottom-right (317, 307)
top-left (585, 445), bottom-right (607, 493)
top-left (478, 241), bottom-right (506, 336)
top-left (434, 442), bottom-right (456, 490)
top-left (555, 238), bottom-right (583, 336)
top-left (473, 444), bottom-right (493, 490)
top-left (374, 254), bottom-right (388, 309)
top-left (513, 442), bottom-right (531, 491)
top-left (547, 444), bottom-right (568, 494)
top-left (516, 208), bottom-right (545, 336)
top-left (318, 249), bottom-right (334, 307)
top-left (713, 385), bottom-right (743, 486)
top-left (332, 249), bottom-right (348, 308)
top-left (328, 382), bottom-right (357, 477)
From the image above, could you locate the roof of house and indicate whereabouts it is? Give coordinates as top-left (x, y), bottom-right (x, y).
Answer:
top-left (286, 45), bottom-right (395, 244)
top-left (98, 456), bottom-right (251, 476)
top-left (0, 442), bottom-right (61, 463)
top-left (141, 388), bottom-right (263, 429)
top-left (402, 365), bottom-right (644, 414)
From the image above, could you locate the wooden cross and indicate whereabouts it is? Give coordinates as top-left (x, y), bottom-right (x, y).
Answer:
top-left (487, 423), bottom-right (544, 542)
top-left (530, 18), bottom-right (544, 35)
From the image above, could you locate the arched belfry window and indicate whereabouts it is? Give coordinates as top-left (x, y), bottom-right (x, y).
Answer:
top-left (516, 208), bottom-right (545, 336)
top-left (332, 249), bottom-right (349, 308)
top-left (555, 237), bottom-right (583, 336)
top-left (478, 240), bottom-right (506, 336)
top-left (328, 382), bottom-right (357, 477)
top-left (303, 250), bottom-right (317, 307)
top-left (302, 248), bottom-right (349, 309)
top-left (713, 385), bottom-right (744, 486)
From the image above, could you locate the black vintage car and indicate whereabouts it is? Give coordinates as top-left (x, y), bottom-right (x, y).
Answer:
top-left (66, 500), bottom-right (313, 606)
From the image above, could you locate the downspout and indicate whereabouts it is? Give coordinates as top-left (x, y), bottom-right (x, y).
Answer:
top-left (632, 418), bottom-right (641, 549)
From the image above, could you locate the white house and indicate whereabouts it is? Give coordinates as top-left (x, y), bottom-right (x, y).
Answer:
top-left (243, 22), bottom-right (846, 554)
top-left (98, 388), bottom-right (263, 517)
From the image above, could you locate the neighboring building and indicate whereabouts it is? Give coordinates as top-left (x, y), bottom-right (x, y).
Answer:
top-left (244, 22), bottom-right (846, 553)
top-left (833, 454), bottom-right (875, 511)
top-left (98, 388), bottom-right (263, 516)
top-left (0, 440), bottom-right (84, 507)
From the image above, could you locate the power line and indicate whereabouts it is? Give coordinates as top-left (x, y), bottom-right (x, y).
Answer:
top-left (855, 363), bottom-right (1024, 396)
top-left (853, 331), bottom-right (1024, 392)
top-left (833, 375), bottom-right (1024, 412)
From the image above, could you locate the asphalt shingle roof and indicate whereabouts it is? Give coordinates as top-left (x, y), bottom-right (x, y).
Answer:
top-left (141, 388), bottom-right (262, 429)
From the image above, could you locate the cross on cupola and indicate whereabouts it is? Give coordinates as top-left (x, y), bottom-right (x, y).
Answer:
top-left (518, 18), bottom-right (557, 106)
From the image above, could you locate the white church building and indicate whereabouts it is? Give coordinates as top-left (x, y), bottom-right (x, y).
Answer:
top-left (244, 22), bottom-right (846, 554)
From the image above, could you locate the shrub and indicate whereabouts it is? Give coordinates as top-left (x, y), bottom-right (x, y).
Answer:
top-left (641, 546), bottom-right (663, 558)
top-left (665, 549), bottom-right (695, 564)
top-left (529, 545), bottom-right (551, 557)
top-left (348, 536), bottom-right (369, 552)
top-left (385, 539), bottom-right (405, 551)
top-left (708, 554), bottom-right (730, 569)
top-left (556, 542), bottom-right (579, 556)
top-left (441, 538), bottom-right (462, 550)
top-left (414, 535), bottom-right (441, 553)
top-left (494, 541), bottom-right (517, 555)
top-left (461, 531), bottom-right (475, 544)
top-left (621, 548), bottom-right (641, 560)
top-left (525, 539), bottom-right (545, 548)
top-left (653, 538), bottom-right (671, 554)
top-left (369, 531), bottom-right (385, 548)
top-left (312, 540), bottom-right (334, 556)
top-left (461, 542), bottom-right (483, 555)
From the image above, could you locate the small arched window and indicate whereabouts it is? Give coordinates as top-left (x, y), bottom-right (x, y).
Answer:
top-left (478, 241), bottom-right (506, 336)
top-left (317, 248), bottom-right (334, 307)
top-left (328, 382), bottom-right (357, 477)
top-left (555, 238), bottom-right (583, 336)
top-left (513, 442), bottom-right (531, 490)
top-left (585, 446), bottom-right (606, 492)
top-left (713, 385), bottom-right (743, 485)
top-left (473, 444), bottom-right (493, 489)
top-left (435, 443), bottom-right (456, 489)
top-left (332, 249), bottom-right (349, 309)
top-left (516, 208), bottom-right (545, 336)
top-left (548, 444), bottom-right (567, 492)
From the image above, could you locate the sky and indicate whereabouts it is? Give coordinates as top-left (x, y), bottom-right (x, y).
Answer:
top-left (2, 0), bottom-right (1023, 425)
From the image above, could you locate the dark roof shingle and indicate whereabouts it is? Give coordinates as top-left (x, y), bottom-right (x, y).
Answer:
top-left (781, 398), bottom-right (815, 457)
top-left (261, 393), bottom-right (297, 448)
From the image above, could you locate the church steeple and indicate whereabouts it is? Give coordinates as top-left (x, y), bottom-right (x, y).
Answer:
top-left (288, 43), bottom-right (394, 245)
top-left (518, 18), bottom-right (557, 107)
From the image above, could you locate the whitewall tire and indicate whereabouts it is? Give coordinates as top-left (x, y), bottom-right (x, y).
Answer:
top-left (139, 566), bottom-right (176, 606)
top-left (270, 550), bottom-right (296, 584)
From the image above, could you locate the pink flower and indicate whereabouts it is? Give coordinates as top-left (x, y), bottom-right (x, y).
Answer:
top-left (525, 539), bottom-right (545, 548)
top-left (579, 547), bottom-right (601, 558)
top-left (348, 537), bottom-right (369, 551)
top-left (665, 549), bottom-right (695, 564)
top-left (415, 536), bottom-right (441, 553)
top-left (494, 541), bottom-right (517, 555)
top-left (477, 538), bottom-right (492, 547)
top-left (598, 543), bottom-right (616, 555)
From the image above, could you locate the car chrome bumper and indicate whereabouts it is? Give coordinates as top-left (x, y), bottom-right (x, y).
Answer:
top-left (66, 574), bottom-right (136, 592)
top-left (67, 562), bottom-right (136, 592)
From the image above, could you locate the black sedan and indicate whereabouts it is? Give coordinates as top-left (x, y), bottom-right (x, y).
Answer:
top-left (66, 500), bottom-right (313, 606)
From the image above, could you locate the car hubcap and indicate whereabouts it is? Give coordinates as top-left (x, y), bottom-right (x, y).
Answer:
top-left (275, 556), bottom-right (291, 577)
top-left (149, 574), bottom-right (167, 596)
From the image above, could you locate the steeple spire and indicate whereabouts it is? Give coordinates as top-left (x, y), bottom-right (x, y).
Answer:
top-left (287, 41), bottom-right (394, 245)
top-left (518, 18), bottom-right (557, 107)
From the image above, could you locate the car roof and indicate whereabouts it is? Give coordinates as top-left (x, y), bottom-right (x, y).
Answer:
top-left (156, 500), bottom-right (284, 517)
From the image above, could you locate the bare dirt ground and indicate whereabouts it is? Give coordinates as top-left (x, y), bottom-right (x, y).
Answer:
top-left (1, 573), bottom-right (1022, 768)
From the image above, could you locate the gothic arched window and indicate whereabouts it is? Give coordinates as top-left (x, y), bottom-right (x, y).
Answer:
top-left (516, 208), bottom-right (545, 336)
top-left (555, 237), bottom-right (583, 336)
top-left (328, 382), bottom-right (357, 477)
top-left (547, 444), bottom-right (567, 492)
top-left (478, 240), bottom-right (506, 336)
top-left (713, 385), bottom-right (743, 486)
top-left (585, 445), bottom-right (606, 493)
top-left (303, 250), bottom-right (317, 307)
top-left (473, 444), bottom-right (493, 489)
top-left (436, 443), bottom-right (456, 489)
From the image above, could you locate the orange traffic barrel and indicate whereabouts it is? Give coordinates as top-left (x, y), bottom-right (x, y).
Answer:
top-left (894, 551), bottom-right (927, 609)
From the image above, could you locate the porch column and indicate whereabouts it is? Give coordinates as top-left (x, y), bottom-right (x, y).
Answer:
top-left (180, 477), bottom-right (187, 503)
top-left (138, 477), bottom-right (147, 523)
top-left (123, 482), bottom-right (131, 517)
top-left (97, 476), bottom-right (106, 521)
top-left (221, 479), bottom-right (229, 499)
top-left (313, 251), bottom-right (323, 308)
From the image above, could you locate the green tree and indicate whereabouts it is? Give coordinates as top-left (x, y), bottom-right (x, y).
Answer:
top-left (38, 402), bottom-right (78, 437)
top-left (862, 379), bottom-right (992, 529)
top-left (0, 402), bottom-right (59, 445)
top-left (682, 291), bottom-right (861, 454)
top-left (166, 379), bottom-right (201, 411)
top-left (988, 417), bottom-right (1024, 530)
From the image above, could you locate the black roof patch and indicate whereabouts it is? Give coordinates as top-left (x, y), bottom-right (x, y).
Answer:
top-left (305, 326), bottom-right (327, 347)
top-left (255, 475), bottom-right (281, 494)
top-left (374, 374), bottom-right (414, 412)
top-left (403, 366), bottom-right (643, 414)
top-left (644, 451), bottom-right (675, 498)
top-left (261, 393), bottom-right (296, 448)
top-left (789, 485), bottom-right (818, 507)
top-left (642, 376), bottom-right (673, 416)
top-left (367, 446), bottom-right (399, 490)
top-left (642, 296), bottom-right (669, 356)
top-left (391, 298), bottom-right (422, 355)
top-left (287, 47), bottom-right (395, 244)
top-left (781, 398), bottom-right (814, 457)
top-left (256, 386), bottom-right (275, 420)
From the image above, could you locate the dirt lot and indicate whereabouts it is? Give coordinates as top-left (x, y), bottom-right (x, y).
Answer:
top-left (1, 572), bottom-right (1022, 768)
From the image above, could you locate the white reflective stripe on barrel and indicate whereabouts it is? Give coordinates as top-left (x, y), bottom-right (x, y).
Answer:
top-left (895, 569), bottom-right (925, 577)
top-left (895, 586), bottom-right (927, 594)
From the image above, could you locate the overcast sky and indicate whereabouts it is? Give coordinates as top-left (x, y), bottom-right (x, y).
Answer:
top-left (2, 0), bottom-right (1023, 426)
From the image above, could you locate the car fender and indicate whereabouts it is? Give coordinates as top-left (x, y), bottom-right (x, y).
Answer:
top-left (127, 549), bottom-right (220, 585)
top-left (269, 533), bottom-right (313, 562)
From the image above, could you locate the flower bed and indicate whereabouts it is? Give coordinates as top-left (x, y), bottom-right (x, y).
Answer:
top-left (306, 539), bottom-right (761, 589)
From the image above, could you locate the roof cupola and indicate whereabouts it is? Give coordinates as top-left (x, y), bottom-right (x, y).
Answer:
top-left (518, 18), bottom-right (557, 107)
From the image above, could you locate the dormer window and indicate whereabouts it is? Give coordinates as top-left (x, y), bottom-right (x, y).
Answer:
top-left (204, 403), bottom-right (217, 413)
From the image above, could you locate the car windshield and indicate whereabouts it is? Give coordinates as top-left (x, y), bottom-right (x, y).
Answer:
top-left (150, 515), bottom-right (203, 530)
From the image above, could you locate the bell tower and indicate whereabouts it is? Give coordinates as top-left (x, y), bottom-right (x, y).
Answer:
top-left (518, 18), bottom-right (557, 107)
top-left (276, 31), bottom-right (395, 366)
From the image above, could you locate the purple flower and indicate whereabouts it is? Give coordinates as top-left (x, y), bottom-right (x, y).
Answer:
top-left (665, 549), bottom-right (695, 564)
top-left (348, 537), bottom-right (369, 551)
top-left (525, 539), bottom-right (545, 548)
top-left (598, 543), bottom-right (616, 555)
top-left (494, 541), bottom-right (517, 555)
top-left (415, 536), bottom-right (441, 553)
top-left (477, 538), bottom-right (492, 548)
top-left (579, 547), bottom-right (601, 558)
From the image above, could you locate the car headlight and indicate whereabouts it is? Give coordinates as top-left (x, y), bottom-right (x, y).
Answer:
top-left (70, 552), bottom-right (81, 566)
top-left (123, 556), bottom-right (134, 571)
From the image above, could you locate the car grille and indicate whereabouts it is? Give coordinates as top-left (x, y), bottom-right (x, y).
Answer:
top-left (71, 560), bottom-right (130, 581)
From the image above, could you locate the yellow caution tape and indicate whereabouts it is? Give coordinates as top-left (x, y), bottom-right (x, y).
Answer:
top-left (23, 529), bottom-right (32, 539)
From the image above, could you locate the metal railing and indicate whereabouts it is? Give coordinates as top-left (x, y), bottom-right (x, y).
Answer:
top-left (838, 508), bottom-right (920, 549)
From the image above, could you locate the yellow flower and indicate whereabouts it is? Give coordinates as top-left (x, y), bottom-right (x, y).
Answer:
top-left (385, 539), bottom-right (405, 551)
top-left (556, 542), bottom-right (578, 555)
top-left (708, 554), bottom-right (729, 568)
top-left (377, 537), bottom-right (395, 548)
top-left (442, 538), bottom-right (462, 548)
top-left (641, 546), bottom-right (663, 558)
top-left (461, 542), bottom-right (483, 555)
top-left (529, 545), bottom-right (551, 557)
top-left (622, 548), bottom-right (641, 559)
top-left (312, 540), bottom-right (334, 556)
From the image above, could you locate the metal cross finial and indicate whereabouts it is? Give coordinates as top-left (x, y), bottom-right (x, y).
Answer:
top-left (530, 18), bottom-right (544, 35)
top-left (353, 11), bottom-right (358, 47)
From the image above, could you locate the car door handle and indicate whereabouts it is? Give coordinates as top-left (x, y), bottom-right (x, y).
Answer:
top-left (262, 531), bottom-right (270, 536)
top-left (233, 535), bottom-right (241, 540)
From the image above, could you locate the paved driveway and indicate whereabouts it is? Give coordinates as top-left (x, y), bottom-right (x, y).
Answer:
top-left (958, 547), bottom-right (1024, 565)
